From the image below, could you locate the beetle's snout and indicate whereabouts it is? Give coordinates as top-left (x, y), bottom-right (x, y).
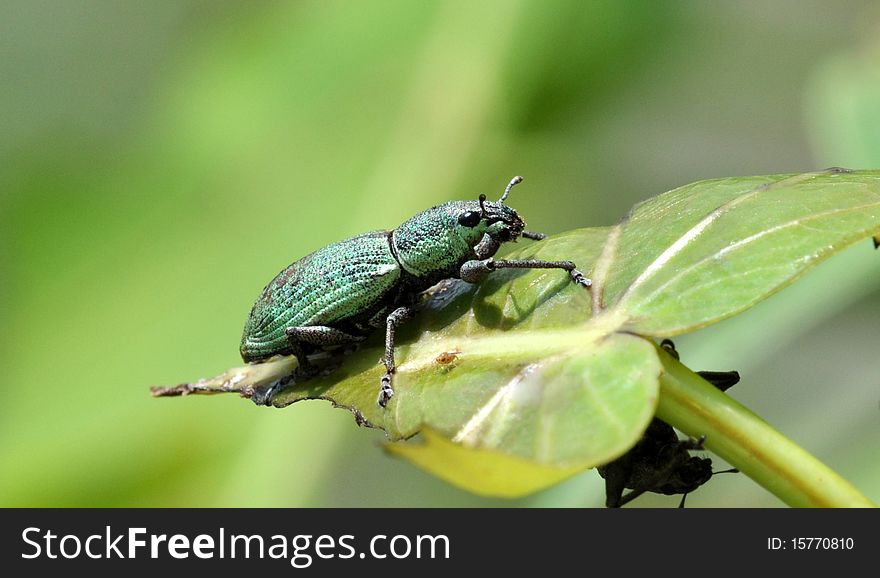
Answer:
top-left (492, 213), bottom-right (524, 243)
top-left (507, 212), bottom-right (526, 237)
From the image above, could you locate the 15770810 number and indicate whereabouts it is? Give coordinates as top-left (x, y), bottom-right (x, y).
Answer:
top-left (767, 537), bottom-right (854, 550)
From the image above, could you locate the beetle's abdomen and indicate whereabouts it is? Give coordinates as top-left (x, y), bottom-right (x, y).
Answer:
top-left (240, 231), bottom-right (400, 362)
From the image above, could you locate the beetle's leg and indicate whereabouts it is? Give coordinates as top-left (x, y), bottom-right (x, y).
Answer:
top-left (474, 231), bottom-right (545, 261)
top-left (281, 337), bottom-right (311, 372)
top-left (255, 334), bottom-right (316, 407)
top-left (492, 258), bottom-right (592, 287)
top-left (378, 306), bottom-right (415, 408)
top-left (287, 325), bottom-right (366, 377)
top-left (459, 260), bottom-right (491, 284)
top-left (253, 373), bottom-right (297, 407)
top-left (285, 326), bottom-right (365, 373)
top-left (474, 234), bottom-right (501, 260)
top-left (286, 325), bottom-right (365, 348)
top-left (279, 326), bottom-right (361, 380)
top-left (257, 326), bottom-right (367, 407)
top-left (460, 257), bottom-right (592, 288)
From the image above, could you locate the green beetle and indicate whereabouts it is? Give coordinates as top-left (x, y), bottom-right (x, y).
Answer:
top-left (241, 177), bottom-right (590, 407)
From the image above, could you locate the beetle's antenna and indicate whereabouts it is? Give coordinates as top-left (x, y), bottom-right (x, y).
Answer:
top-left (478, 194), bottom-right (488, 217)
top-left (499, 175), bottom-right (524, 203)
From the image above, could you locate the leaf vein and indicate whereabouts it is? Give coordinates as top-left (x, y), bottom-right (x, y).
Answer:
top-left (626, 200), bottom-right (880, 308)
top-left (616, 172), bottom-right (821, 305)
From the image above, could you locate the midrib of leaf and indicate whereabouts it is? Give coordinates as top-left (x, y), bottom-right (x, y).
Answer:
top-left (589, 222), bottom-right (623, 315)
top-left (613, 171), bottom-right (819, 307)
top-left (621, 199), bottom-right (880, 312)
top-left (451, 362), bottom-right (541, 445)
top-left (396, 308), bottom-right (630, 375)
top-left (577, 364), bottom-right (628, 437)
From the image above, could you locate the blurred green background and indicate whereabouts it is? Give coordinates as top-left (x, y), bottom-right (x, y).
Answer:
top-left (2, 0), bottom-right (879, 507)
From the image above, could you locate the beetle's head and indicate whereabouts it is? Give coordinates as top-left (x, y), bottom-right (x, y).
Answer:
top-left (454, 176), bottom-right (526, 244)
top-left (393, 177), bottom-right (531, 277)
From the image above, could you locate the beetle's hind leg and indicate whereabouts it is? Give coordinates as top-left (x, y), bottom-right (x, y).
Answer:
top-left (460, 257), bottom-right (592, 288)
top-left (255, 326), bottom-right (366, 406)
top-left (285, 325), bottom-right (365, 370)
top-left (254, 336), bottom-right (311, 405)
top-left (286, 325), bottom-right (366, 349)
top-left (378, 306), bottom-right (415, 408)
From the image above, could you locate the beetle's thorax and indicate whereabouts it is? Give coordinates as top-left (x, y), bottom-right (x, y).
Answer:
top-left (390, 200), bottom-right (524, 284)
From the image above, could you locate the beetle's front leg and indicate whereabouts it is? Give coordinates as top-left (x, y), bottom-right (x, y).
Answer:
top-left (475, 232), bottom-right (546, 261)
top-left (460, 257), bottom-right (592, 288)
top-left (378, 306), bottom-right (415, 408)
top-left (473, 234), bottom-right (501, 260)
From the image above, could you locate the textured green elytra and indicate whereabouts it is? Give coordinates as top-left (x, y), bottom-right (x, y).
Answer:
top-left (240, 177), bottom-right (590, 407)
top-left (241, 231), bottom-right (401, 361)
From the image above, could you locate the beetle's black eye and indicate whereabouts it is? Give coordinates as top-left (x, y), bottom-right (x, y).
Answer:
top-left (497, 228), bottom-right (511, 242)
top-left (458, 211), bottom-right (481, 228)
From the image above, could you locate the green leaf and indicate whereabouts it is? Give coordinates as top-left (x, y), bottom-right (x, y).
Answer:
top-left (601, 168), bottom-right (880, 335)
top-left (381, 333), bottom-right (660, 496)
top-left (268, 326), bottom-right (661, 497)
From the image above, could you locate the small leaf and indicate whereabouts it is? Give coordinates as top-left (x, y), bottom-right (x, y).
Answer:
top-left (385, 429), bottom-right (584, 498)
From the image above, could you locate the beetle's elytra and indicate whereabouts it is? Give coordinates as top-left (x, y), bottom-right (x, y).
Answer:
top-left (240, 176), bottom-right (591, 408)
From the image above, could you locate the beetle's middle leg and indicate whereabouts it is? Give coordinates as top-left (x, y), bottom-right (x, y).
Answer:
top-left (378, 305), bottom-right (415, 408)
top-left (459, 258), bottom-right (592, 288)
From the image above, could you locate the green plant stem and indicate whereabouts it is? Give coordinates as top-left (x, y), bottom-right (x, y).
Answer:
top-left (655, 348), bottom-right (875, 508)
